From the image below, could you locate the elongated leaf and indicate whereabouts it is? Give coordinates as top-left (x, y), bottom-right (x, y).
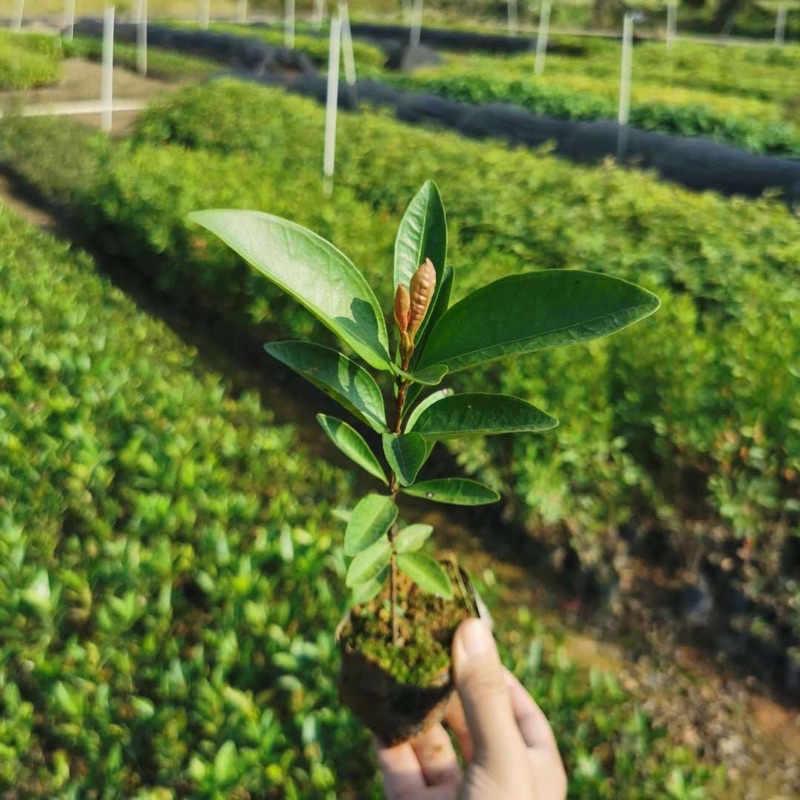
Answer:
top-left (350, 566), bottom-right (390, 605)
top-left (412, 393), bottom-right (557, 439)
top-left (395, 524), bottom-right (434, 554)
top-left (397, 553), bottom-right (453, 598)
top-left (344, 494), bottom-right (397, 556)
top-left (404, 387), bottom-right (453, 428)
top-left (317, 415), bottom-right (387, 484)
top-left (267, 341), bottom-right (387, 432)
top-left (382, 432), bottom-right (429, 486)
top-left (346, 538), bottom-right (392, 587)
top-left (189, 210), bottom-right (392, 370)
top-left (394, 181), bottom-right (447, 296)
top-left (410, 263), bottom-right (454, 370)
top-left (418, 270), bottom-right (660, 373)
top-left (402, 478), bottom-right (500, 505)
top-left (396, 363), bottom-right (449, 386)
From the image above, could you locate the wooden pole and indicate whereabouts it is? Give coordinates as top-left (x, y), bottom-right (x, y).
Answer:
top-left (410, 0), bottom-right (423, 46)
top-left (340, 2), bottom-right (356, 86)
top-left (666, 1), bottom-right (677, 51)
top-left (508, 0), bottom-right (518, 34)
top-left (64, 0), bottom-right (76, 41)
top-left (323, 15), bottom-right (342, 198)
top-left (200, 0), bottom-right (210, 29)
top-left (534, 0), bottom-right (551, 77)
top-left (12, 0), bottom-right (24, 33)
top-left (136, 0), bottom-right (147, 75)
top-left (101, 5), bottom-right (115, 133)
top-left (775, 5), bottom-right (788, 46)
top-left (285, 0), bottom-right (296, 49)
top-left (237, 0), bottom-right (248, 24)
top-left (617, 11), bottom-right (634, 162)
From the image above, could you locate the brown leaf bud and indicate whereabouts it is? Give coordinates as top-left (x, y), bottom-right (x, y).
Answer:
top-left (393, 284), bottom-right (411, 333)
top-left (408, 258), bottom-right (436, 338)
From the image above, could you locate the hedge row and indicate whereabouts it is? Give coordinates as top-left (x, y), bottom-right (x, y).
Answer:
top-left (386, 69), bottom-right (800, 157)
top-left (2, 80), bottom-right (798, 627)
top-left (0, 205), bottom-right (715, 795)
top-left (0, 31), bottom-right (63, 90)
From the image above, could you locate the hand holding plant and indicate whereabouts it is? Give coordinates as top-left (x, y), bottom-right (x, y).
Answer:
top-left (190, 180), bottom-right (659, 744)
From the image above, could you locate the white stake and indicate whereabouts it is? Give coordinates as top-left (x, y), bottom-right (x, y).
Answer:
top-left (101, 5), bottom-right (115, 133)
top-left (64, 0), bottom-right (76, 41)
top-left (313, 0), bottom-right (326, 30)
top-left (12, 0), bottom-right (24, 32)
top-left (775, 5), bottom-right (788, 46)
top-left (200, 0), bottom-right (210, 29)
top-left (285, 0), bottom-right (295, 49)
top-left (410, 0), bottom-right (423, 46)
top-left (617, 11), bottom-right (634, 161)
top-left (136, 0), bottom-right (147, 75)
top-left (339, 2), bottom-right (356, 86)
top-left (323, 15), bottom-right (342, 198)
top-left (508, 0), bottom-right (518, 34)
top-left (666, 1), bottom-right (677, 51)
top-left (237, 0), bottom-right (248, 24)
top-left (402, 0), bottom-right (412, 26)
top-left (534, 0), bottom-right (551, 77)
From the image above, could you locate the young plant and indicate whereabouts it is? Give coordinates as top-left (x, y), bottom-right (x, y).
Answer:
top-left (189, 180), bottom-right (659, 644)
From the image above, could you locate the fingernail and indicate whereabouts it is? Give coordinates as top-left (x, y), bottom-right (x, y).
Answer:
top-left (459, 618), bottom-right (490, 657)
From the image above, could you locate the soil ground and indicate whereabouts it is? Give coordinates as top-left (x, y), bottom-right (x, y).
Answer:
top-left (1, 57), bottom-right (799, 800)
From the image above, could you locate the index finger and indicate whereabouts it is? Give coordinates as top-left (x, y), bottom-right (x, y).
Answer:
top-left (375, 736), bottom-right (428, 799)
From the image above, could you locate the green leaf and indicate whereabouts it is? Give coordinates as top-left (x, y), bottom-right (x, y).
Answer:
top-left (189, 210), bottom-right (392, 370)
top-left (316, 415), bottom-right (387, 483)
top-left (344, 494), bottom-right (397, 556)
top-left (214, 740), bottom-right (239, 786)
top-left (395, 523), bottom-right (434, 554)
top-left (395, 362), bottom-right (449, 386)
top-left (382, 432), bottom-right (429, 486)
top-left (394, 180), bottom-right (447, 296)
top-left (346, 538), bottom-right (392, 587)
top-left (397, 553), bottom-right (453, 598)
top-left (402, 478), bottom-right (500, 505)
top-left (267, 341), bottom-right (387, 432)
top-left (417, 270), bottom-right (660, 372)
top-left (350, 566), bottom-right (390, 605)
top-left (412, 393), bottom-right (557, 439)
top-left (404, 387), bottom-right (453, 428)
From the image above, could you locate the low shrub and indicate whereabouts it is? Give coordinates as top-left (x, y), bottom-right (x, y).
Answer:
top-left (0, 32), bottom-right (63, 90)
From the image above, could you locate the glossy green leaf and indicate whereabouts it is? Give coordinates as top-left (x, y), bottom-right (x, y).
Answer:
top-left (395, 362), bottom-right (449, 386)
top-left (397, 553), bottom-right (453, 598)
top-left (189, 210), bottom-right (392, 370)
top-left (394, 523), bottom-right (434, 554)
top-left (402, 478), bottom-right (500, 505)
top-left (394, 180), bottom-right (447, 296)
top-left (267, 341), bottom-right (387, 432)
top-left (344, 494), bottom-right (397, 556)
top-left (316, 415), bottom-right (387, 484)
top-left (346, 538), bottom-right (392, 587)
top-left (382, 432), bottom-right (429, 486)
top-left (412, 393), bottom-right (557, 439)
top-left (404, 387), bottom-right (453, 427)
top-left (418, 270), bottom-right (660, 372)
top-left (350, 566), bottom-right (390, 605)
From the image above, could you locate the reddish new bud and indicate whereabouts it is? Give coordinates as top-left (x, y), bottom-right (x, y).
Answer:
top-left (393, 284), bottom-right (411, 333)
top-left (408, 258), bottom-right (436, 338)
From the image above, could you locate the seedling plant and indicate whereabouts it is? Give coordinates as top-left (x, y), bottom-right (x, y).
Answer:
top-left (190, 180), bottom-right (659, 650)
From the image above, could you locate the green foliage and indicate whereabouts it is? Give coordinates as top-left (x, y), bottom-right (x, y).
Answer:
top-left (0, 31), bottom-right (63, 90)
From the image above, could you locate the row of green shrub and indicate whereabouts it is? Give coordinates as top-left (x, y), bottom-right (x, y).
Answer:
top-left (2, 79), bottom-right (798, 622)
top-left (386, 68), bottom-right (800, 156)
top-left (0, 204), bottom-right (715, 795)
top-left (0, 31), bottom-right (63, 90)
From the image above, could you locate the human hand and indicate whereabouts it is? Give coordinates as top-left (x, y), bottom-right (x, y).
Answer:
top-left (376, 618), bottom-right (567, 799)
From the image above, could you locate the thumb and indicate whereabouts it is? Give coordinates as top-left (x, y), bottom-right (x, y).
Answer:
top-left (452, 618), bottom-right (521, 770)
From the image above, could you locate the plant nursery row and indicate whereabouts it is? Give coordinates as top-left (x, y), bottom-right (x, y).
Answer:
top-left (0, 201), bottom-right (716, 795)
top-left (2, 76), bottom-right (797, 643)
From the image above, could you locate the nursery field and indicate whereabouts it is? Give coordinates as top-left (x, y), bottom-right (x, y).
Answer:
top-left (1, 16), bottom-right (799, 799)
